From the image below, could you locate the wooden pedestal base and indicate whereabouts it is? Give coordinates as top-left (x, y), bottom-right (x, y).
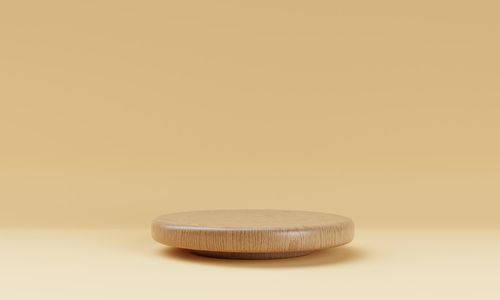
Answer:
top-left (152, 209), bottom-right (354, 260)
top-left (190, 250), bottom-right (314, 260)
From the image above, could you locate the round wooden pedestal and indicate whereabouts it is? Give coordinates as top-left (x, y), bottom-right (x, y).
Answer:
top-left (152, 209), bottom-right (354, 260)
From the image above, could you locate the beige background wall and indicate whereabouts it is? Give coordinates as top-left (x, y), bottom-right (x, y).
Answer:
top-left (1, 0), bottom-right (499, 228)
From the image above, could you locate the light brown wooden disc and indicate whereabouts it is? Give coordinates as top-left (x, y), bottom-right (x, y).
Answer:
top-left (152, 209), bottom-right (354, 259)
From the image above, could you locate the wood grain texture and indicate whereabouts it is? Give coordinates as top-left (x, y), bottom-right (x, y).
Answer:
top-left (152, 210), bottom-right (354, 259)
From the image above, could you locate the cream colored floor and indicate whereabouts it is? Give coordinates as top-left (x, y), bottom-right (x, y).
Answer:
top-left (1, 228), bottom-right (499, 299)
